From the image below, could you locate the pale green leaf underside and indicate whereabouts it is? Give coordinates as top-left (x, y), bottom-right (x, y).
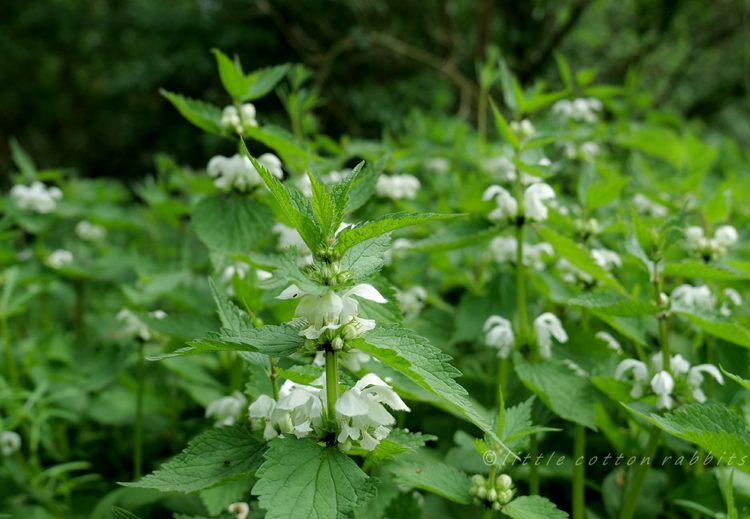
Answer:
top-left (160, 89), bottom-right (223, 135)
top-left (569, 291), bottom-right (664, 316)
top-left (389, 460), bottom-right (472, 504)
top-left (120, 426), bottom-right (266, 492)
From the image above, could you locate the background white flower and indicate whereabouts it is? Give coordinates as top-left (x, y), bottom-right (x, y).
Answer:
top-left (10, 181), bottom-right (63, 213)
top-left (0, 431), bottom-right (21, 456)
top-left (375, 174), bottom-right (420, 200)
top-left (205, 391), bottom-right (248, 427)
top-left (395, 286), bottom-right (428, 316)
top-left (46, 249), bottom-right (73, 268)
top-left (207, 153), bottom-right (283, 192)
top-left (484, 316), bottom-right (515, 358)
top-left (228, 502), bottom-right (250, 519)
top-left (651, 371), bottom-right (674, 410)
top-left (75, 220), bottom-right (107, 242)
top-left (632, 194), bottom-right (668, 217)
top-left (524, 183), bottom-right (556, 222)
top-left (595, 331), bottom-right (622, 354)
top-left (533, 313), bottom-right (568, 358)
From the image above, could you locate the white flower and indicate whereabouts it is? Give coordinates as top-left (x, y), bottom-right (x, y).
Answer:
top-left (579, 141), bottom-right (600, 162)
top-left (524, 183), bottom-right (556, 222)
top-left (671, 284), bottom-right (715, 311)
top-left (483, 185), bottom-right (518, 221)
top-left (685, 225), bottom-right (738, 259)
top-left (553, 98), bottom-right (602, 123)
top-left (75, 220), bottom-right (107, 242)
top-left (489, 237), bottom-right (554, 270)
top-left (615, 359), bottom-right (649, 398)
top-left (239, 103), bottom-right (258, 127)
top-left (651, 371), bottom-right (674, 410)
top-left (205, 391), bottom-right (248, 427)
top-left (384, 238), bottom-right (412, 265)
top-left (116, 308), bottom-right (165, 341)
top-left (720, 288), bottom-right (743, 316)
top-left (278, 284), bottom-right (387, 341)
top-left (297, 169), bottom-right (351, 197)
top-left (335, 373), bottom-right (410, 451)
top-left (273, 223), bottom-right (313, 266)
top-left (425, 158), bottom-right (450, 173)
top-left (46, 249), bottom-right (73, 268)
top-left (714, 226), bottom-right (738, 247)
top-left (533, 313), bottom-right (568, 358)
top-left (256, 153), bottom-right (283, 180)
top-left (632, 194), bottom-right (669, 217)
top-left (248, 395), bottom-right (281, 440)
top-left (510, 119), bottom-right (534, 138)
top-left (10, 181), bottom-right (63, 214)
top-left (591, 249), bottom-right (622, 270)
top-left (687, 364), bottom-right (724, 403)
top-left (221, 262), bottom-right (250, 284)
top-left (207, 153), bottom-right (283, 193)
top-left (652, 353), bottom-right (691, 377)
top-left (1, 431), bottom-right (21, 456)
top-left (221, 106), bottom-right (242, 132)
top-left (375, 174), bottom-right (420, 200)
top-left (395, 286), bottom-right (428, 316)
top-left (257, 269), bottom-right (273, 281)
top-left (484, 316), bottom-right (515, 358)
top-left (148, 310), bottom-right (168, 320)
top-left (228, 502), bottom-right (250, 519)
top-left (480, 156), bottom-right (542, 185)
top-left (565, 360), bottom-right (588, 377)
top-left (595, 331), bottom-right (622, 354)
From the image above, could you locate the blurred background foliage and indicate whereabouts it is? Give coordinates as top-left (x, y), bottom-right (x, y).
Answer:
top-left (1, 0), bottom-right (748, 181)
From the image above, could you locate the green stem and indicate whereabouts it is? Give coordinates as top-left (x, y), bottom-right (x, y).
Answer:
top-left (707, 336), bottom-right (715, 399)
top-left (484, 507), bottom-right (493, 519)
top-left (529, 433), bottom-right (539, 495)
top-left (618, 427), bottom-right (661, 519)
top-left (653, 262), bottom-right (671, 372)
top-left (573, 423), bottom-right (586, 519)
top-left (514, 171), bottom-right (528, 339)
top-left (1, 315), bottom-right (19, 389)
top-left (270, 357), bottom-right (280, 401)
top-left (325, 350), bottom-right (339, 425)
top-left (498, 356), bottom-right (508, 406)
top-left (134, 341), bottom-right (144, 480)
top-left (478, 89), bottom-right (488, 157)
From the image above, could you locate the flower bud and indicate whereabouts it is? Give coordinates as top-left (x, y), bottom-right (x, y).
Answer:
top-left (470, 487), bottom-right (477, 496)
top-left (335, 270), bottom-right (353, 284)
top-left (305, 339), bottom-right (318, 351)
top-left (492, 501), bottom-right (502, 511)
top-left (477, 486), bottom-right (487, 499)
top-left (496, 474), bottom-right (512, 491)
top-left (499, 490), bottom-right (513, 504)
top-left (340, 322), bottom-right (360, 341)
top-left (331, 336), bottom-right (344, 351)
top-left (471, 475), bottom-right (486, 487)
top-left (487, 489), bottom-right (498, 502)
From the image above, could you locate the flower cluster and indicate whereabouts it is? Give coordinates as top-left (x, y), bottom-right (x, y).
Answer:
top-left (205, 391), bottom-right (248, 427)
top-left (116, 308), bottom-right (167, 341)
top-left (685, 225), bottom-right (738, 260)
top-left (552, 98), bottom-right (603, 123)
top-left (0, 431), bottom-right (21, 456)
top-left (395, 285), bottom-right (428, 317)
top-left (615, 353), bottom-right (724, 409)
top-left (221, 103), bottom-right (258, 134)
top-left (557, 140), bottom-right (600, 162)
top-left (424, 157), bottom-right (450, 174)
top-left (557, 249), bottom-right (621, 286)
top-left (46, 249), bottom-right (73, 269)
top-left (249, 381), bottom-right (322, 441)
top-left (207, 153), bottom-right (283, 192)
top-left (75, 220), bottom-right (107, 242)
top-left (671, 284), bottom-right (742, 316)
top-left (480, 155), bottom-right (550, 185)
top-left (509, 119), bottom-right (534, 138)
top-left (10, 181), bottom-right (63, 213)
top-left (470, 474), bottom-right (514, 510)
top-left (484, 312), bottom-right (567, 358)
top-left (375, 174), bottom-right (420, 200)
top-left (483, 183), bottom-right (556, 223)
top-left (632, 194), bottom-right (669, 217)
top-left (488, 236), bottom-right (554, 270)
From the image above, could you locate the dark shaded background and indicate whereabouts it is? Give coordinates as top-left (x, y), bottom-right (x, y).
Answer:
top-left (1, 0), bottom-right (748, 180)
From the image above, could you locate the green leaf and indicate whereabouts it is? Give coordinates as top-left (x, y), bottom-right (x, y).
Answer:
top-left (384, 491), bottom-right (423, 519)
top-left (489, 98), bottom-right (520, 150)
top-left (212, 49), bottom-right (249, 100)
top-left (242, 139), bottom-right (322, 253)
top-left (513, 355), bottom-right (598, 430)
top-left (501, 397), bottom-right (561, 455)
top-left (409, 219), bottom-right (497, 253)
top-left (585, 175), bottom-right (630, 210)
top-left (242, 64), bottom-right (290, 102)
top-left (618, 126), bottom-right (683, 170)
top-left (308, 171), bottom-right (338, 239)
top-left (149, 323), bottom-right (305, 361)
top-left (256, 248), bottom-right (328, 297)
top-left (663, 262), bottom-right (749, 280)
top-left (657, 203), bottom-right (686, 253)
top-left (389, 460), bottom-right (472, 504)
top-left (200, 477), bottom-right (256, 516)
top-left (513, 157), bottom-right (553, 178)
top-left (720, 367), bottom-right (750, 392)
top-left (243, 125), bottom-right (312, 165)
top-left (630, 205), bottom-right (656, 258)
top-left (112, 507), bottom-right (142, 519)
top-left (276, 365), bottom-right (325, 386)
top-left (329, 161), bottom-right (365, 220)
top-left (497, 57), bottom-right (519, 113)
top-left (353, 429), bottom-right (437, 470)
top-left (252, 438), bottom-right (377, 519)
top-left (554, 51), bottom-right (573, 89)
top-left (357, 324), bottom-right (512, 454)
top-left (339, 234), bottom-right (390, 282)
top-left (538, 227), bottom-right (625, 293)
top-left (672, 305), bottom-right (750, 349)
top-left (160, 89), bottom-right (223, 135)
top-left (704, 189), bottom-right (729, 224)
top-left (568, 291), bottom-right (664, 316)
top-left (193, 195), bottom-right (275, 253)
top-left (623, 404), bottom-right (750, 476)
top-left (121, 426), bottom-right (266, 492)
top-left (346, 160), bottom-right (383, 213)
top-left (502, 495), bottom-right (570, 519)
top-left (334, 212), bottom-right (463, 256)
top-left (522, 90), bottom-right (569, 114)
top-left (9, 137), bottom-right (37, 177)
top-left (575, 68), bottom-right (597, 87)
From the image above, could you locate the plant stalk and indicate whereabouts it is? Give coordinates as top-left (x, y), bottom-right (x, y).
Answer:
top-left (573, 423), bottom-right (586, 519)
top-left (134, 340), bottom-right (144, 480)
top-left (618, 427), bottom-right (661, 519)
top-left (270, 356), bottom-right (280, 401)
top-left (325, 350), bottom-right (339, 425)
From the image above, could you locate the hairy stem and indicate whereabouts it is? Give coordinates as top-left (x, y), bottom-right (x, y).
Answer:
top-left (270, 357), bottom-right (280, 401)
top-left (325, 350), bottom-right (339, 425)
top-left (573, 423), bottom-right (586, 519)
top-left (134, 340), bottom-right (144, 480)
top-left (618, 427), bottom-right (661, 519)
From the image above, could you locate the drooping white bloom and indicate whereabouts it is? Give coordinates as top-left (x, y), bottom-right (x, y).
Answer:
top-left (552, 98), bottom-right (602, 123)
top-left (75, 220), bottom-right (107, 242)
top-left (425, 157), bottom-right (450, 173)
top-left (671, 284), bottom-right (715, 311)
top-left (632, 194), bottom-right (669, 217)
top-left (651, 371), bottom-right (675, 410)
top-left (395, 286), bottom-right (428, 316)
top-left (533, 313), bottom-right (568, 358)
top-left (116, 308), bottom-right (166, 341)
top-left (221, 262), bottom-right (250, 284)
top-left (0, 431), bottom-right (21, 456)
top-left (46, 249), bottom-right (73, 269)
top-left (228, 502), bottom-right (250, 519)
top-left (524, 183), bottom-right (556, 222)
top-left (720, 288), bottom-right (743, 316)
top-left (335, 373), bottom-right (410, 451)
top-left (207, 153), bottom-right (283, 192)
top-left (205, 391), bottom-right (248, 427)
top-left (483, 185), bottom-right (517, 221)
top-left (652, 353), bottom-right (691, 377)
top-left (375, 174), bottom-right (420, 200)
top-left (687, 364), bottom-right (724, 403)
top-left (239, 103), bottom-right (258, 127)
top-left (10, 181), bottom-right (63, 214)
top-left (248, 395), bottom-right (281, 440)
top-left (484, 316), bottom-right (515, 358)
top-left (278, 284), bottom-right (387, 341)
top-left (595, 331), bottom-right (622, 354)
top-left (615, 359), bottom-right (649, 398)
top-left (489, 237), bottom-right (554, 270)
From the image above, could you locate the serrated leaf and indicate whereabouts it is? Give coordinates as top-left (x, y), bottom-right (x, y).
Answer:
top-left (502, 495), bottom-right (570, 519)
top-left (357, 324), bottom-right (512, 454)
top-left (657, 203), bottom-right (686, 252)
top-left (339, 234), bottom-right (390, 281)
top-left (389, 460), bottom-right (472, 504)
top-left (244, 125), bottom-right (312, 163)
top-left (161, 89), bottom-right (223, 135)
top-left (329, 161), bottom-right (364, 223)
top-left (513, 355), bottom-right (598, 430)
top-left (193, 195), bottom-right (275, 253)
top-left (242, 64), bottom-right (290, 101)
top-left (252, 438), bottom-right (377, 519)
top-left (334, 212), bottom-right (463, 256)
top-left (149, 323), bottom-right (305, 361)
top-left (354, 429), bottom-right (437, 470)
top-left (346, 161), bottom-right (382, 212)
top-left (212, 49), bottom-right (249, 100)
top-left (308, 171), bottom-right (338, 238)
top-left (672, 305), bottom-right (750, 348)
top-left (112, 507), bottom-right (142, 519)
top-left (539, 227), bottom-right (625, 293)
top-left (489, 98), bottom-right (519, 150)
top-left (242, 140), bottom-right (322, 254)
top-left (384, 491), bottom-right (422, 519)
top-left (623, 404), bottom-right (750, 476)
top-left (256, 248), bottom-right (328, 297)
top-left (569, 291), bottom-right (664, 316)
top-left (121, 426), bottom-right (266, 492)
top-left (663, 262), bottom-right (749, 280)
top-left (501, 397), bottom-right (560, 454)
top-left (409, 219), bottom-right (497, 253)
top-left (720, 367), bottom-right (750, 392)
